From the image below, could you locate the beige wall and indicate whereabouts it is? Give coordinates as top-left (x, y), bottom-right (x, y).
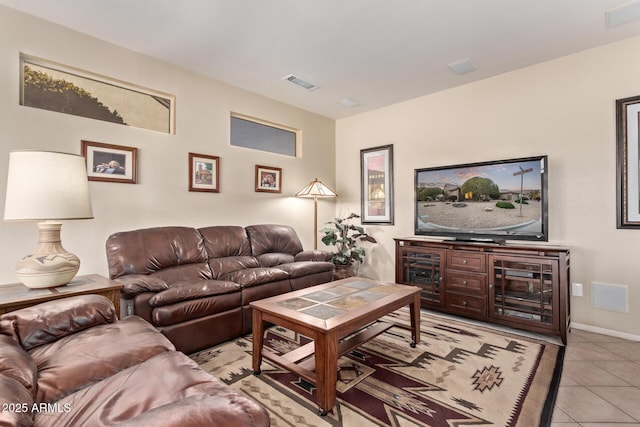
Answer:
top-left (0, 6), bottom-right (336, 283)
top-left (336, 36), bottom-right (640, 338)
top-left (2, 5), bottom-right (638, 339)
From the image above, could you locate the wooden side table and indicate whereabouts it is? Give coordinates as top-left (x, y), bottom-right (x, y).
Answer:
top-left (0, 274), bottom-right (122, 315)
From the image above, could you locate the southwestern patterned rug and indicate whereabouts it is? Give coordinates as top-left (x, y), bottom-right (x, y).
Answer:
top-left (191, 309), bottom-right (563, 427)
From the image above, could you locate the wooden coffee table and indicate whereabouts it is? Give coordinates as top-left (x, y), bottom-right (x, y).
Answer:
top-left (251, 277), bottom-right (420, 415)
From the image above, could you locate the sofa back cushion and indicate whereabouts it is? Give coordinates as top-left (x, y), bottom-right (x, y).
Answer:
top-left (245, 224), bottom-right (304, 257)
top-left (198, 226), bottom-right (252, 258)
top-left (106, 226), bottom-right (210, 279)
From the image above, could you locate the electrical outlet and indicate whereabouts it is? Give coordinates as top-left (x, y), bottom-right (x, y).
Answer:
top-left (571, 282), bottom-right (584, 297)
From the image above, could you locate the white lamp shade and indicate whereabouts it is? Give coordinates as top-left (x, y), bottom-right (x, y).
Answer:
top-left (4, 151), bottom-right (94, 221)
top-left (295, 178), bottom-right (337, 198)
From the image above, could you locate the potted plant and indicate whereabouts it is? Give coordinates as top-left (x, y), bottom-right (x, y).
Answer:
top-left (320, 213), bottom-right (377, 279)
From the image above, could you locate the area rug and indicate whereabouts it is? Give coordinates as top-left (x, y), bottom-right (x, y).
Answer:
top-left (191, 309), bottom-right (564, 427)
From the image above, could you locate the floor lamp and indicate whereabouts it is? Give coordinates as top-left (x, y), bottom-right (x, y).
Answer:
top-left (295, 178), bottom-right (337, 249)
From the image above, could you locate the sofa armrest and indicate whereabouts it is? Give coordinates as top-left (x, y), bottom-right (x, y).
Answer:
top-left (117, 275), bottom-right (168, 298)
top-left (295, 249), bottom-right (333, 262)
top-left (0, 294), bottom-right (116, 351)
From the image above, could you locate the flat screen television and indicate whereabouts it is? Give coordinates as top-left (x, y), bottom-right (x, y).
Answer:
top-left (414, 155), bottom-right (548, 243)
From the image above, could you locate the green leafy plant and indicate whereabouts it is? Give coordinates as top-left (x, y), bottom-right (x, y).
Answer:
top-left (320, 213), bottom-right (377, 266)
top-left (496, 201), bottom-right (515, 209)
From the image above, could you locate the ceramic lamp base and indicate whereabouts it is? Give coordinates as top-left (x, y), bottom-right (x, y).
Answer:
top-left (15, 222), bottom-right (80, 289)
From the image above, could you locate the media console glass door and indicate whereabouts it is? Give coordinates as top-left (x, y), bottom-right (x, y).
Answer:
top-left (489, 255), bottom-right (558, 330)
top-left (399, 248), bottom-right (445, 307)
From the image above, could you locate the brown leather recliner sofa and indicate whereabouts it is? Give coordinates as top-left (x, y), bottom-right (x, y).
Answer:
top-left (0, 294), bottom-right (269, 427)
top-left (106, 224), bottom-right (335, 353)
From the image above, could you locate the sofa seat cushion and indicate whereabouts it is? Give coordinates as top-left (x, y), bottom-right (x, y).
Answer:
top-left (151, 292), bottom-right (242, 327)
top-left (241, 279), bottom-right (292, 306)
top-left (0, 294), bottom-right (116, 351)
top-left (295, 249), bottom-right (333, 262)
top-left (150, 262), bottom-right (213, 285)
top-left (208, 256), bottom-right (260, 278)
top-left (256, 252), bottom-right (295, 267)
top-left (148, 280), bottom-right (240, 307)
top-left (220, 267), bottom-right (289, 287)
top-left (0, 335), bottom-right (37, 397)
top-left (277, 261), bottom-right (335, 278)
top-left (33, 351), bottom-right (269, 427)
top-left (29, 316), bottom-right (175, 404)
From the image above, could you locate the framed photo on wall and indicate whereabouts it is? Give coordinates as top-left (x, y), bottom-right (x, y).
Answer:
top-left (255, 165), bottom-right (282, 193)
top-left (189, 152), bottom-right (219, 193)
top-left (81, 140), bottom-right (137, 184)
top-left (361, 144), bottom-right (394, 224)
top-left (616, 95), bottom-right (640, 228)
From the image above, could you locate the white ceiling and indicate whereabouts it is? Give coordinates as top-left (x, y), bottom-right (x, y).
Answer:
top-left (2, 0), bottom-right (640, 119)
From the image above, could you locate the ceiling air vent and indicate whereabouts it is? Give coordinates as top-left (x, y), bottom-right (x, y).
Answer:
top-left (605, 0), bottom-right (640, 28)
top-left (282, 74), bottom-right (319, 91)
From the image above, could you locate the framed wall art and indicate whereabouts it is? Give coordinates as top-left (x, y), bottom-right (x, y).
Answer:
top-left (361, 144), bottom-right (394, 224)
top-left (81, 140), bottom-right (137, 184)
top-left (22, 53), bottom-right (176, 134)
top-left (616, 95), bottom-right (640, 228)
top-left (189, 153), bottom-right (219, 193)
top-left (255, 165), bottom-right (282, 193)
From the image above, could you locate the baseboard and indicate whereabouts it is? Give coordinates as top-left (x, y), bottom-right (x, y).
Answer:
top-left (571, 322), bottom-right (640, 341)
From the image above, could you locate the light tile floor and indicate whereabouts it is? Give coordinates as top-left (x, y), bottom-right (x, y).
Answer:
top-left (551, 328), bottom-right (640, 426)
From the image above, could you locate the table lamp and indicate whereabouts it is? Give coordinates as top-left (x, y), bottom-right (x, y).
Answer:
top-left (295, 178), bottom-right (337, 249)
top-left (4, 150), bottom-right (94, 288)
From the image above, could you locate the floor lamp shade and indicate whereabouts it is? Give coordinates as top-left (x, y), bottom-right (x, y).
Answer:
top-left (4, 151), bottom-right (94, 288)
top-left (295, 178), bottom-right (337, 249)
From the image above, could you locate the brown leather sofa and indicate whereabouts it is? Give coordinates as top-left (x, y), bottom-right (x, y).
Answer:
top-left (106, 224), bottom-right (334, 353)
top-left (0, 295), bottom-right (269, 427)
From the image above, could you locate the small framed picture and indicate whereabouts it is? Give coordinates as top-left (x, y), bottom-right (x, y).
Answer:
top-left (81, 140), bottom-right (137, 184)
top-left (255, 165), bottom-right (282, 193)
top-left (189, 153), bottom-right (219, 193)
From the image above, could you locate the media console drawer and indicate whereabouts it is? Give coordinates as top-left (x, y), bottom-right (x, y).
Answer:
top-left (447, 272), bottom-right (486, 294)
top-left (447, 251), bottom-right (485, 272)
top-left (446, 292), bottom-right (486, 317)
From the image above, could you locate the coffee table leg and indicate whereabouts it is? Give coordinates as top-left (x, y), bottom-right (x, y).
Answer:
top-left (410, 293), bottom-right (421, 347)
top-left (252, 309), bottom-right (265, 375)
top-left (315, 331), bottom-right (339, 416)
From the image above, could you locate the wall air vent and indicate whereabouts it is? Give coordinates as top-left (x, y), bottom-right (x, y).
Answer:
top-left (282, 74), bottom-right (319, 91)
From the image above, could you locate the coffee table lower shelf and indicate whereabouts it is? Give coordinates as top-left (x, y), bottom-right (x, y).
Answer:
top-left (257, 320), bottom-right (409, 385)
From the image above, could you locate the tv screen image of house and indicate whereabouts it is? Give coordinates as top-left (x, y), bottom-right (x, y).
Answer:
top-left (414, 155), bottom-right (548, 242)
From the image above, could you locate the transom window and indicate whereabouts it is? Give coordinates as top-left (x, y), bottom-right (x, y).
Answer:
top-left (230, 113), bottom-right (299, 157)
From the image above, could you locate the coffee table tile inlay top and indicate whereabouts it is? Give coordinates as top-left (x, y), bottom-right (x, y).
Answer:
top-left (251, 277), bottom-right (421, 415)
